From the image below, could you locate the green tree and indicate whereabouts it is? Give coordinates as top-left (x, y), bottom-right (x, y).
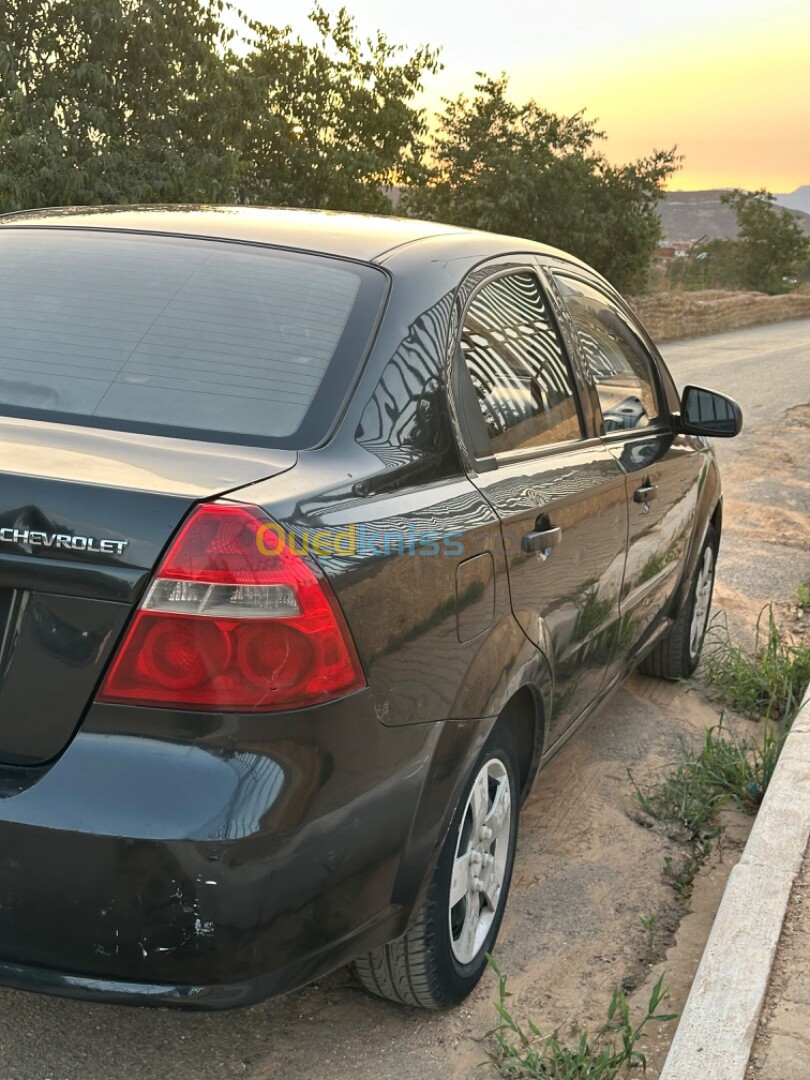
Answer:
top-left (404, 75), bottom-right (680, 292)
top-left (0, 0), bottom-right (243, 210)
top-left (0, 2), bottom-right (438, 214)
top-left (720, 188), bottom-right (810, 293)
top-left (236, 7), bottom-right (440, 213)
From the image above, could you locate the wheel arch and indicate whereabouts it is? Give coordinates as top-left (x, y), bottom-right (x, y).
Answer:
top-left (498, 684), bottom-right (546, 805)
top-left (391, 665), bottom-right (550, 926)
top-left (710, 497), bottom-right (723, 543)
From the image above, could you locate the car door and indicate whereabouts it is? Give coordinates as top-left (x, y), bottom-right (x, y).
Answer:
top-left (452, 263), bottom-right (629, 745)
top-left (549, 271), bottom-right (705, 668)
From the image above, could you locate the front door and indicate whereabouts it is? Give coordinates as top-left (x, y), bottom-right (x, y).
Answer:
top-left (551, 272), bottom-right (704, 665)
top-left (453, 266), bottom-right (628, 744)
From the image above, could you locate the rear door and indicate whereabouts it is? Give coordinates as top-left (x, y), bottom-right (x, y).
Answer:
top-left (550, 272), bottom-right (704, 665)
top-left (452, 264), bottom-right (628, 745)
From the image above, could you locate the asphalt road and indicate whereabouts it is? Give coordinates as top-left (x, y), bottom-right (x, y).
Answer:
top-left (660, 317), bottom-right (810, 456)
top-left (661, 318), bottom-right (810, 603)
top-left (0, 318), bottom-right (807, 1080)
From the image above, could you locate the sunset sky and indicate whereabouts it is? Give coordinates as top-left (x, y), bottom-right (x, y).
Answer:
top-left (237, 0), bottom-right (810, 193)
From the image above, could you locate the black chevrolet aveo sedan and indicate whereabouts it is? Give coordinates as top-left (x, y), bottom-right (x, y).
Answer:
top-left (0, 206), bottom-right (741, 1010)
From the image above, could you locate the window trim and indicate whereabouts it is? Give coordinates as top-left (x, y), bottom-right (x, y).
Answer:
top-left (549, 268), bottom-right (673, 442)
top-left (452, 264), bottom-right (588, 469)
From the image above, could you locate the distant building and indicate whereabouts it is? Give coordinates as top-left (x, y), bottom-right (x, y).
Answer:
top-left (654, 241), bottom-right (693, 261)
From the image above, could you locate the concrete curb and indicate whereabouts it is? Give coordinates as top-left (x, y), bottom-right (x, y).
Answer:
top-left (660, 684), bottom-right (810, 1080)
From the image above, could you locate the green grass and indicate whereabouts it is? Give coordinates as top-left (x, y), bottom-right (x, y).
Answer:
top-left (635, 605), bottom-right (807, 859)
top-left (631, 721), bottom-right (786, 896)
top-left (702, 605), bottom-right (810, 723)
top-left (639, 914), bottom-right (660, 965)
top-left (797, 582), bottom-right (810, 608)
top-left (486, 959), bottom-right (676, 1078)
top-left (626, 602), bottom-right (808, 932)
top-left (632, 723), bottom-right (784, 832)
top-left (663, 843), bottom-right (712, 900)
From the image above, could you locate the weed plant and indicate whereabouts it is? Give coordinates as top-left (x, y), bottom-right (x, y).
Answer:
top-left (486, 959), bottom-right (676, 1078)
top-left (702, 605), bottom-right (810, 723)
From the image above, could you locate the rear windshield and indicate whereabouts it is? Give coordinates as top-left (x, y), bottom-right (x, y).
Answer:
top-left (0, 228), bottom-right (386, 447)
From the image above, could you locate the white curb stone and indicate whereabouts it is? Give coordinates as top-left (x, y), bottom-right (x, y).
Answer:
top-left (660, 685), bottom-right (810, 1080)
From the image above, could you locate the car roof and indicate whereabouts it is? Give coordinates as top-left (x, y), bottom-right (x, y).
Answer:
top-left (0, 204), bottom-right (583, 267)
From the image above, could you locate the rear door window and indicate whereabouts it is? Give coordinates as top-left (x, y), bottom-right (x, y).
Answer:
top-left (553, 275), bottom-right (662, 433)
top-left (0, 229), bottom-right (386, 447)
top-left (459, 270), bottom-right (581, 455)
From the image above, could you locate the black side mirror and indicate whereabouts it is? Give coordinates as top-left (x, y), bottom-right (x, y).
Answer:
top-left (678, 385), bottom-right (743, 438)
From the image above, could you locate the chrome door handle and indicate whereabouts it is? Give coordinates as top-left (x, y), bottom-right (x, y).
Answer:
top-left (633, 482), bottom-right (658, 504)
top-left (522, 525), bottom-right (562, 556)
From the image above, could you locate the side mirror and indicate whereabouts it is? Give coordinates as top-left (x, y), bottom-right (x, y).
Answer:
top-left (678, 385), bottom-right (743, 438)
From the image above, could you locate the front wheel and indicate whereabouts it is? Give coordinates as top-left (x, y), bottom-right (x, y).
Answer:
top-left (354, 724), bottom-right (520, 1008)
top-left (640, 526), bottom-right (717, 680)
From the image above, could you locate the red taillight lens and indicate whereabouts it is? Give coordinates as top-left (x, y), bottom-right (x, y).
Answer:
top-left (97, 503), bottom-right (365, 711)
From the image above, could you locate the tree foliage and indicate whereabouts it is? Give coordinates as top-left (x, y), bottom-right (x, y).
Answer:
top-left (1, 5), bottom-right (686, 285)
top-left (236, 7), bottom-right (439, 212)
top-left (0, 1), bottom-right (439, 213)
top-left (404, 75), bottom-right (680, 292)
top-left (0, 0), bottom-right (243, 208)
top-left (720, 188), bottom-right (810, 293)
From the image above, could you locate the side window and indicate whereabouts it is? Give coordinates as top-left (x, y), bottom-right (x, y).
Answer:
top-left (555, 275), bottom-right (661, 433)
top-left (459, 271), bottom-right (581, 455)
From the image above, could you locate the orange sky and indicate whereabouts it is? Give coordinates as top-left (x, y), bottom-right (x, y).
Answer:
top-left (240, 0), bottom-right (810, 193)
top-left (508, 15), bottom-right (810, 192)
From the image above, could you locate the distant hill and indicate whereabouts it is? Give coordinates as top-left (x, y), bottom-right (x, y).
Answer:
top-left (659, 189), bottom-right (810, 244)
top-left (775, 186), bottom-right (810, 215)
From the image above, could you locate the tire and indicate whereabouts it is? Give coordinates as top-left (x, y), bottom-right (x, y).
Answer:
top-left (354, 724), bottom-right (520, 1008)
top-left (639, 525), bottom-right (717, 680)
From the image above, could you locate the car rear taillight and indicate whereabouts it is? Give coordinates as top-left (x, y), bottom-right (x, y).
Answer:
top-left (97, 503), bottom-right (365, 711)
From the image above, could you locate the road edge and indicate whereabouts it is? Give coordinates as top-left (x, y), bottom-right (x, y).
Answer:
top-left (659, 683), bottom-right (810, 1079)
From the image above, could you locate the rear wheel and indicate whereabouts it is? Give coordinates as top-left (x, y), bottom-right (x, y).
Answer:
top-left (354, 725), bottom-right (519, 1008)
top-left (640, 526), bottom-right (717, 680)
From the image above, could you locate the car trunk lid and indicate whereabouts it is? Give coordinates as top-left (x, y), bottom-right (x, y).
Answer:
top-left (0, 416), bottom-right (296, 765)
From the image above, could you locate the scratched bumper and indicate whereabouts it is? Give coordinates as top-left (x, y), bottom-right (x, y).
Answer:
top-left (0, 907), bottom-right (404, 1011)
top-left (0, 692), bottom-right (445, 1007)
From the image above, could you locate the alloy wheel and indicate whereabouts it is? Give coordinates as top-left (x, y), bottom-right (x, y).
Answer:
top-left (448, 757), bottom-right (512, 965)
top-left (689, 544), bottom-right (715, 661)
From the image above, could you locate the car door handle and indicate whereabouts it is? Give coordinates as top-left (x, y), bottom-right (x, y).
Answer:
top-left (633, 482), bottom-right (658, 504)
top-left (522, 525), bottom-right (562, 555)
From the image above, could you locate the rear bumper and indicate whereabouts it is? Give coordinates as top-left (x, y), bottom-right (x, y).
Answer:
top-left (0, 904), bottom-right (404, 1010)
top-left (0, 694), bottom-right (483, 1007)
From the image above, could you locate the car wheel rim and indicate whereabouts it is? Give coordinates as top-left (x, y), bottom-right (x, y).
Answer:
top-left (689, 545), bottom-right (715, 661)
top-left (448, 757), bottom-right (512, 965)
